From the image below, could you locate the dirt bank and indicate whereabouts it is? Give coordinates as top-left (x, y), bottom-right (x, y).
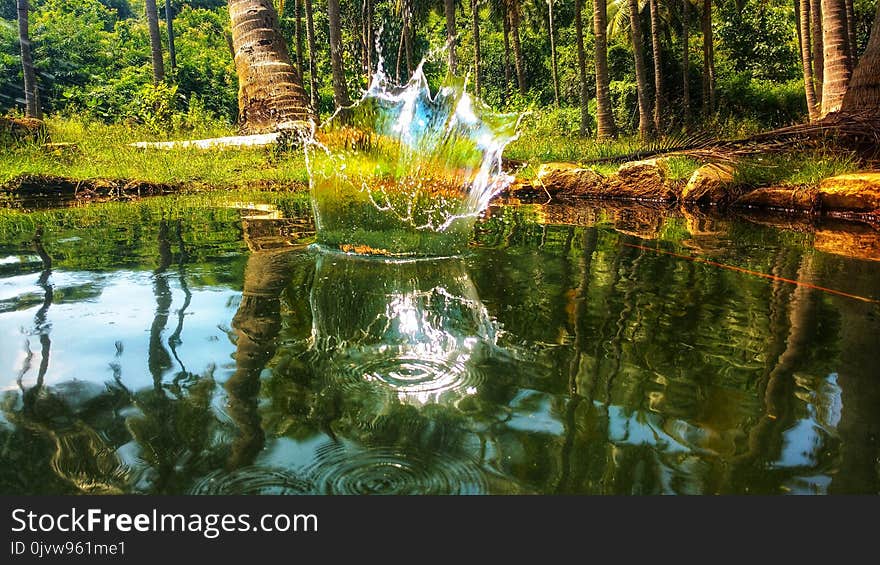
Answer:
top-left (509, 159), bottom-right (880, 227)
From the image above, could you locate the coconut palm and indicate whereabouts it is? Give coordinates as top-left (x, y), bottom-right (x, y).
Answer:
top-left (17, 0), bottom-right (41, 119)
top-left (548, 0), bottom-right (560, 107)
top-left (509, 0), bottom-right (527, 94)
top-left (701, 0), bottom-right (715, 116)
top-left (471, 0), bottom-right (483, 96)
top-left (574, 0), bottom-right (591, 136)
top-left (593, 0), bottom-right (616, 138)
top-left (164, 0), bottom-right (177, 72)
top-left (648, 0), bottom-right (663, 133)
top-left (445, 0), bottom-right (457, 73)
top-left (681, 0), bottom-right (691, 126)
top-left (821, 0), bottom-right (853, 116)
top-left (326, 0), bottom-right (352, 109)
top-left (810, 0), bottom-right (823, 98)
top-left (304, 0), bottom-right (319, 111)
top-left (628, 0), bottom-right (652, 139)
top-left (799, 0), bottom-right (821, 120)
top-left (840, 0), bottom-right (880, 113)
top-left (228, 0), bottom-right (314, 132)
top-left (145, 0), bottom-right (165, 84)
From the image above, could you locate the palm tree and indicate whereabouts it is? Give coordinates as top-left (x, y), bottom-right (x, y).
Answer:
top-left (509, 0), bottom-right (527, 94)
top-left (304, 0), bottom-right (319, 111)
top-left (810, 0), bottom-right (823, 97)
top-left (844, 0), bottom-right (856, 62)
top-left (164, 0), bottom-right (177, 72)
top-left (593, 0), bottom-right (616, 138)
top-left (145, 0), bottom-right (165, 84)
top-left (821, 0), bottom-right (853, 116)
top-left (701, 0), bottom-right (715, 116)
top-left (326, 0), bottom-right (352, 109)
top-left (228, 0), bottom-right (314, 132)
top-left (649, 0), bottom-right (663, 133)
top-left (294, 0), bottom-right (305, 79)
top-left (681, 0), bottom-right (691, 126)
top-left (363, 0), bottom-right (375, 76)
top-left (841, 0), bottom-right (880, 113)
top-left (445, 0), bottom-right (457, 74)
top-left (17, 0), bottom-right (41, 119)
top-left (548, 0), bottom-right (561, 108)
top-left (799, 0), bottom-right (821, 120)
top-left (501, 0), bottom-right (512, 100)
top-left (471, 0), bottom-right (482, 97)
top-left (574, 0), bottom-right (590, 136)
top-left (628, 0), bottom-right (652, 139)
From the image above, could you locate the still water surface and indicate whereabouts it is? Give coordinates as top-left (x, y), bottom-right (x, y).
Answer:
top-left (1, 195), bottom-right (878, 494)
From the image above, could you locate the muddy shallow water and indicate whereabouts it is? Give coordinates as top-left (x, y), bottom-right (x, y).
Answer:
top-left (1, 194), bottom-right (878, 494)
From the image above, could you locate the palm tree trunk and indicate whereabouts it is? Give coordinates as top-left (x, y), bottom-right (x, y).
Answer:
top-left (326, 0), bottom-right (351, 108)
top-left (810, 0), bottom-right (823, 96)
top-left (502, 0), bottom-right (512, 100)
top-left (594, 0), bottom-right (616, 139)
top-left (471, 0), bottom-right (482, 97)
top-left (799, 0), bottom-right (821, 120)
top-left (510, 0), bottom-right (527, 94)
top-left (17, 0), bottom-right (41, 119)
top-left (682, 0), bottom-right (691, 127)
top-left (821, 0), bottom-right (853, 116)
top-left (228, 0), bottom-right (314, 132)
top-left (396, 20), bottom-right (405, 81)
top-left (404, 12), bottom-right (414, 76)
top-left (844, 0), bottom-right (856, 62)
top-left (649, 0), bottom-right (663, 134)
top-left (574, 0), bottom-right (590, 136)
top-left (146, 0), bottom-right (165, 84)
top-left (629, 0), bottom-right (652, 139)
top-left (841, 0), bottom-right (880, 113)
top-left (294, 0), bottom-right (305, 79)
top-left (445, 0), bottom-right (457, 74)
top-left (548, 0), bottom-right (560, 108)
top-left (701, 0), bottom-right (715, 116)
top-left (165, 0), bottom-right (176, 72)
top-left (304, 0), bottom-right (319, 111)
top-left (364, 0), bottom-right (374, 75)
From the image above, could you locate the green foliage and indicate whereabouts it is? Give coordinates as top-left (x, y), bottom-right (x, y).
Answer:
top-left (133, 82), bottom-right (181, 133)
top-left (0, 0), bottom-right (873, 149)
top-left (609, 79), bottom-right (638, 133)
top-left (716, 0), bottom-right (800, 83)
top-left (717, 74), bottom-right (807, 130)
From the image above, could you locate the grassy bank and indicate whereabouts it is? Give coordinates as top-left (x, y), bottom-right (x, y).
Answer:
top-left (1, 117), bottom-right (866, 199)
top-left (1, 118), bottom-right (310, 189)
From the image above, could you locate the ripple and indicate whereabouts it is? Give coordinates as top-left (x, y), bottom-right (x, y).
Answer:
top-left (329, 348), bottom-right (487, 403)
top-left (189, 466), bottom-right (313, 495)
top-left (305, 443), bottom-right (487, 495)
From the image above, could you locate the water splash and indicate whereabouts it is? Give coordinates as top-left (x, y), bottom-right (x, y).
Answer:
top-left (304, 57), bottom-right (522, 256)
top-left (309, 251), bottom-right (497, 405)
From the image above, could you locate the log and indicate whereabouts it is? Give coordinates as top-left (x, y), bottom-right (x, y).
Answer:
top-left (130, 133), bottom-right (281, 150)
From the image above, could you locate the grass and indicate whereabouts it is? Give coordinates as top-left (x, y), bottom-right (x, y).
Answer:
top-left (1, 116), bottom-right (867, 202)
top-left (508, 128), bottom-right (863, 190)
top-left (509, 132), bottom-right (702, 182)
top-left (0, 117), bottom-right (310, 189)
top-left (732, 152), bottom-right (860, 189)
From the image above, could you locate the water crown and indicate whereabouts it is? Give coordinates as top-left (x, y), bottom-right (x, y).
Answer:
top-left (304, 50), bottom-right (522, 256)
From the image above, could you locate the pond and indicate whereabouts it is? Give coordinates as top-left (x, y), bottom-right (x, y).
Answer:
top-left (1, 193), bottom-right (878, 494)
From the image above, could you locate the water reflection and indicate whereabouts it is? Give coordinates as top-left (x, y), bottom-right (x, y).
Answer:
top-left (0, 198), bottom-right (879, 494)
top-left (309, 251), bottom-right (499, 405)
